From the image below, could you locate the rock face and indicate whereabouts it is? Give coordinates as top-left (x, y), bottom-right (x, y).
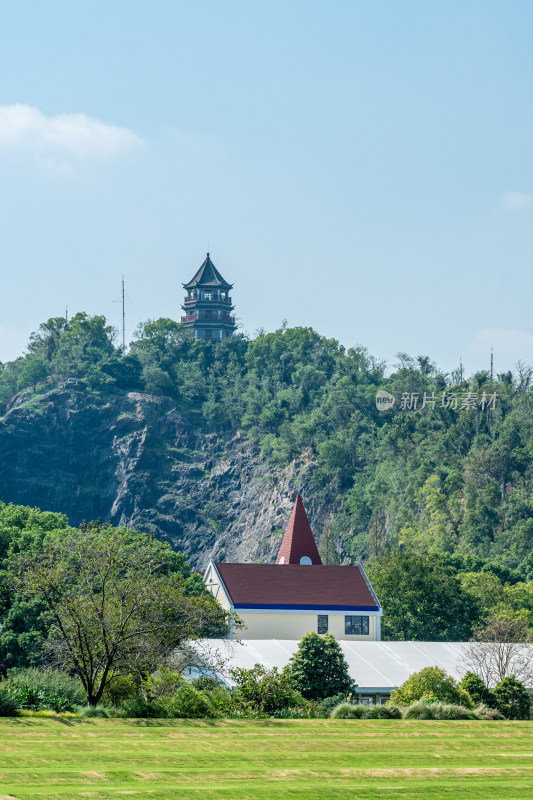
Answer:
top-left (0, 383), bottom-right (331, 569)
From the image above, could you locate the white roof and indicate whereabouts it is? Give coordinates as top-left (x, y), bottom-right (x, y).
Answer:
top-left (189, 639), bottom-right (482, 691)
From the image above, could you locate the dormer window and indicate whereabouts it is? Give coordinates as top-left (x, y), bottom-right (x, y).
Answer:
top-left (299, 556), bottom-right (312, 565)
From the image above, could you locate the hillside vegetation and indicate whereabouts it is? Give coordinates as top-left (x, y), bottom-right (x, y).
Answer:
top-left (2, 314), bottom-right (533, 636)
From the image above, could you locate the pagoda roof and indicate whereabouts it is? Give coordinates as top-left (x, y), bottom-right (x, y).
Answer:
top-left (183, 253), bottom-right (233, 290)
top-left (276, 494), bottom-right (323, 565)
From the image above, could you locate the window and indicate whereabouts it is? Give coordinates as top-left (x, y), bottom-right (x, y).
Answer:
top-left (205, 329), bottom-right (212, 340)
top-left (317, 615), bottom-right (328, 634)
top-left (345, 615), bottom-right (369, 635)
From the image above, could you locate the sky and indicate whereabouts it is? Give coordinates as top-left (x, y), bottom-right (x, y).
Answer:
top-left (0, 0), bottom-right (532, 376)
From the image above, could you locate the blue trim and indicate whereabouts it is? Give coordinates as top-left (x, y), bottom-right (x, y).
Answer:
top-left (233, 603), bottom-right (380, 611)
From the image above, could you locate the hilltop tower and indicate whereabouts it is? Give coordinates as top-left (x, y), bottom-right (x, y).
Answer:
top-left (181, 253), bottom-right (236, 342)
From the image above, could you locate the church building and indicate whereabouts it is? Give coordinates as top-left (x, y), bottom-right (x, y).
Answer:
top-left (181, 253), bottom-right (236, 342)
top-left (203, 494), bottom-right (382, 641)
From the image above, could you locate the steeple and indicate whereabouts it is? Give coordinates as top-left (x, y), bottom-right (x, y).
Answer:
top-left (276, 494), bottom-right (323, 565)
top-left (181, 253), bottom-right (236, 343)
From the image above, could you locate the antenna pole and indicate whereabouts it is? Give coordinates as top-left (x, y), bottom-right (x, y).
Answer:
top-left (490, 347), bottom-right (493, 392)
top-left (65, 306), bottom-right (68, 323)
top-left (122, 276), bottom-right (126, 353)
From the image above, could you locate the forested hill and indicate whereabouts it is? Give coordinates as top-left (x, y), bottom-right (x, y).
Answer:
top-left (1, 313), bottom-right (533, 579)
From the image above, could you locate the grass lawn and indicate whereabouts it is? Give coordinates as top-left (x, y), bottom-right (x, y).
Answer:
top-left (0, 718), bottom-right (533, 799)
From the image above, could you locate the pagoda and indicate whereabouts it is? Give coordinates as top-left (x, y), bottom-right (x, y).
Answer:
top-left (181, 253), bottom-right (236, 342)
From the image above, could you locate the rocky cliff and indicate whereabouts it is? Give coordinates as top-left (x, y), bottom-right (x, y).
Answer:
top-left (0, 382), bottom-right (332, 568)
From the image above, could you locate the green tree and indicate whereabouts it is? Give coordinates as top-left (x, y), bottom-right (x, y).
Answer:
top-left (492, 676), bottom-right (531, 720)
top-left (17, 358), bottom-right (48, 390)
top-left (366, 551), bottom-right (480, 640)
top-left (10, 525), bottom-right (228, 705)
top-left (390, 667), bottom-right (472, 707)
top-left (285, 632), bottom-right (354, 701)
top-left (458, 671), bottom-right (495, 707)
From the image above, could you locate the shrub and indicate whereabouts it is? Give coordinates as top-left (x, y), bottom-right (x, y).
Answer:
top-left (159, 685), bottom-right (214, 719)
top-left (0, 688), bottom-right (19, 717)
top-left (403, 701), bottom-right (440, 720)
top-left (493, 676), bottom-right (531, 720)
top-left (101, 675), bottom-right (138, 706)
top-left (192, 675), bottom-right (222, 692)
top-left (475, 704), bottom-right (505, 720)
top-left (1, 668), bottom-right (84, 712)
top-left (143, 668), bottom-right (185, 700)
top-left (321, 693), bottom-right (349, 714)
top-left (118, 696), bottom-right (163, 718)
top-left (438, 704), bottom-right (477, 720)
top-left (331, 703), bottom-right (370, 719)
top-left (285, 632), bottom-right (355, 701)
top-left (403, 701), bottom-right (477, 720)
top-left (230, 664), bottom-right (304, 715)
top-left (458, 672), bottom-right (495, 708)
top-left (390, 667), bottom-right (472, 707)
top-left (373, 704), bottom-right (402, 719)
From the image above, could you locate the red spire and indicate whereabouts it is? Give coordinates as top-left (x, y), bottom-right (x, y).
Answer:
top-left (276, 494), bottom-right (322, 565)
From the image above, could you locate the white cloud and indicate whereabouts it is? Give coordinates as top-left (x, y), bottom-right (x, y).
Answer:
top-left (0, 104), bottom-right (142, 157)
top-left (499, 191), bottom-right (532, 211)
top-left (466, 327), bottom-right (533, 374)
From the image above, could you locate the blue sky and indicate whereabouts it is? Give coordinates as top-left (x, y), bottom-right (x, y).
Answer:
top-left (0, 0), bottom-right (532, 375)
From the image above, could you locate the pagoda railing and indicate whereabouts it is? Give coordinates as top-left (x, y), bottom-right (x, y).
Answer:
top-left (181, 313), bottom-right (235, 324)
top-left (183, 295), bottom-right (232, 304)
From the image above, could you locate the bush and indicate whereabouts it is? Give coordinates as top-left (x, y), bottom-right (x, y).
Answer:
top-left (458, 672), bottom-right (495, 707)
top-left (192, 675), bottom-right (223, 692)
top-left (475, 703), bottom-right (505, 720)
top-left (230, 664), bottom-right (305, 715)
top-left (159, 685), bottom-right (214, 719)
top-left (143, 668), bottom-right (185, 700)
top-left (101, 675), bottom-right (138, 706)
top-left (403, 701), bottom-right (440, 720)
top-left (320, 693), bottom-right (350, 714)
top-left (1, 668), bottom-right (85, 712)
top-left (0, 688), bottom-right (19, 716)
top-left (331, 703), bottom-right (370, 719)
top-left (390, 667), bottom-right (472, 707)
top-left (403, 701), bottom-right (477, 720)
top-left (493, 676), bottom-right (531, 720)
top-left (372, 704), bottom-right (402, 719)
top-left (438, 704), bottom-right (478, 720)
top-left (118, 695), bottom-right (163, 718)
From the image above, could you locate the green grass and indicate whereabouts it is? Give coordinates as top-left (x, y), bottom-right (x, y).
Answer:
top-left (0, 718), bottom-right (532, 799)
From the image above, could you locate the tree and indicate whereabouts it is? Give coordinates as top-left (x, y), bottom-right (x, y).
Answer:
top-left (11, 525), bottom-right (228, 705)
top-left (390, 667), bottom-right (472, 707)
top-left (285, 632), bottom-right (354, 701)
top-left (492, 676), bottom-right (531, 720)
top-left (230, 665), bottom-right (303, 714)
top-left (458, 672), bottom-right (495, 707)
top-left (17, 358), bottom-right (48, 390)
top-left (366, 551), bottom-right (480, 640)
top-left (462, 615), bottom-right (533, 687)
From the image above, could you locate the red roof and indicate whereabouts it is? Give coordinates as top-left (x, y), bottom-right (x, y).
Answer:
top-left (214, 562), bottom-right (379, 610)
top-left (276, 494), bottom-right (322, 565)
